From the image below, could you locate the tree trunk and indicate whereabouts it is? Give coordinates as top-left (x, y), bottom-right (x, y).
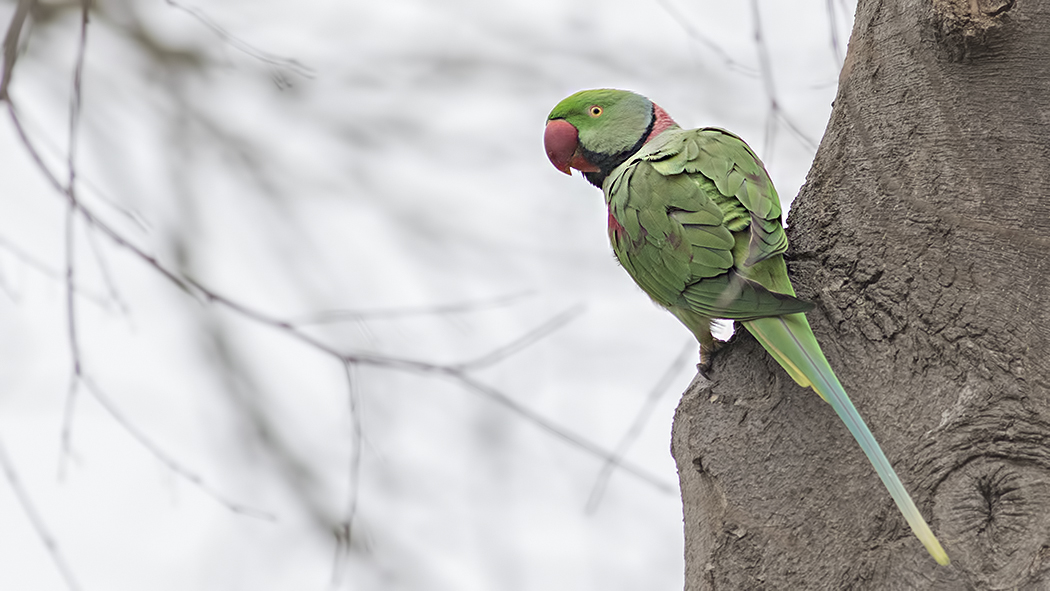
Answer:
top-left (673, 0), bottom-right (1050, 588)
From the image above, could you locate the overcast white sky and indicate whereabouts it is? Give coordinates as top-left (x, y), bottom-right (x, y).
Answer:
top-left (0, 1), bottom-right (854, 589)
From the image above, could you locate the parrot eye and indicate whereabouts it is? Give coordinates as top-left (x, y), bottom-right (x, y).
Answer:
top-left (589, 105), bottom-right (603, 117)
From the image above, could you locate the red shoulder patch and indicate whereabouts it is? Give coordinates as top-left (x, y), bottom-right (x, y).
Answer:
top-left (646, 103), bottom-right (677, 142)
top-left (608, 210), bottom-right (626, 239)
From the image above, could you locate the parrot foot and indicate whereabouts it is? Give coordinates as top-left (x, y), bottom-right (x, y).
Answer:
top-left (697, 340), bottom-right (725, 378)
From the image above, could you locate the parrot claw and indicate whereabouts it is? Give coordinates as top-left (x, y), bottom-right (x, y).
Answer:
top-left (697, 361), bottom-right (713, 380)
top-left (697, 340), bottom-right (725, 379)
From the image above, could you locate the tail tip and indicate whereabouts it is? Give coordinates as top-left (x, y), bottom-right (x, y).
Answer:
top-left (920, 534), bottom-right (950, 566)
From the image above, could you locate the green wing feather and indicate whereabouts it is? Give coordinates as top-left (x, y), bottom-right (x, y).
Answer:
top-left (607, 131), bottom-right (811, 320)
top-left (604, 126), bottom-right (950, 565)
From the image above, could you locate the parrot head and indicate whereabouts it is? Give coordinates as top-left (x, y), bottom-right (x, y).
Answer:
top-left (544, 89), bottom-right (677, 187)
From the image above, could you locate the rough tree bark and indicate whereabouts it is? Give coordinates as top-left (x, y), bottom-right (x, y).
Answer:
top-left (673, 0), bottom-right (1050, 588)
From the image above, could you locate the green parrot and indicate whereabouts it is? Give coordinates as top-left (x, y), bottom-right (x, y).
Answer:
top-left (544, 88), bottom-right (949, 566)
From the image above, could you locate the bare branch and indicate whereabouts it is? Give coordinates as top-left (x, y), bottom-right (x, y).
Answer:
top-left (454, 304), bottom-right (584, 370)
top-left (0, 436), bottom-right (83, 591)
top-left (188, 279), bottom-right (672, 492)
top-left (6, 99), bottom-right (202, 301)
top-left (0, 0), bottom-right (33, 100)
top-left (585, 340), bottom-right (695, 512)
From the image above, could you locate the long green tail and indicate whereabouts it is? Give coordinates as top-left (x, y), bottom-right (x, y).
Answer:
top-left (744, 313), bottom-right (950, 566)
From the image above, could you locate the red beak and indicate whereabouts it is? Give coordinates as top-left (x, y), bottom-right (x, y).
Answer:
top-left (544, 119), bottom-right (599, 175)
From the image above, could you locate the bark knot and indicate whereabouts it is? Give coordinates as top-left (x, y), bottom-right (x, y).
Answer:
top-left (931, 0), bottom-right (1015, 59)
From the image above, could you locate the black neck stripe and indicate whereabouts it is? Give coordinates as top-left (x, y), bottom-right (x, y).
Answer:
top-left (583, 104), bottom-right (657, 188)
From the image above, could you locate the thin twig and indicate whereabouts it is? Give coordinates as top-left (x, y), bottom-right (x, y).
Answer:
top-left (344, 361), bottom-right (363, 532)
top-left (68, 0), bottom-right (88, 189)
top-left (775, 109), bottom-right (819, 152)
top-left (81, 377), bottom-right (276, 520)
top-left (750, 0), bottom-right (819, 157)
top-left (826, 0), bottom-right (844, 68)
top-left (162, 0), bottom-right (313, 77)
top-left (0, 436), bottom-right (83, 591)
top-left (58, 374), bottom-right (81, 481)
top-left (751, 0), bottom-right (779, 158)
top-left (450, 372), bottom-right (674, 492)
top-left (64, 201), bottom-right (82, 377)
top-left (585, 340), bottom-right (695, 512)
top-left (0, 236), bottom-right (112, 308)
top-left (655, 0), bottom-right (759, 77)
top-left (293, 291), bottom-right (534, 325)
top-left (454, 304), bottom-right (584, 370)
top-left (331, 361), bottom-right (363, 586)
top-left (84, 225), bottom-right (130, 316)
